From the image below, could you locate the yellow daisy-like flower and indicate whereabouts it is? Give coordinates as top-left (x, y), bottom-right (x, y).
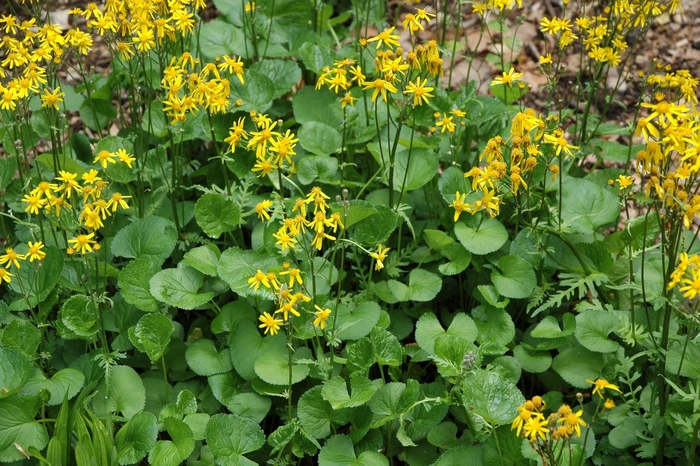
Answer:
top-left (543, 133), bottom-right (579, 157)
top-left (369, 244), bottom-right (390, 271)
top-left (366, 27), bottom-right (400, 49)
top-left (522, 413), bottom-right (548, 442)
top-left (94, 150), bottom-right (116, 168)
top-left (491, 67), bottom-right (524, 87)
top-left (248, 269), bottom-right (271, 291)
top-left (604, 399), bottom-right (616, 410)
top-left (258, 312), bottom-right (283, 336)
top-left (586, 378), bottom-right (622, 397)
top-left (405, 77), bottom-right (434, 106)
top-left (0, 268), bottom-right (14, 284)
top-left (40, 86), bottom-right (65, 110)
top-left (0, 248), bottom-right (25, 269)
top-left (449, 191), bottom-right (470, 222)
top-left (26, 241), bottom-right (46, 262)
top-left (313, 305), bottom-right (332, 330)
top-left (67, 233), bottom-right (97, 255)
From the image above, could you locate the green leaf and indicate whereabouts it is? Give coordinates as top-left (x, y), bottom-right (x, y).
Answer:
top-left (438, 166), bottom-right (470, 204)
top-left (195, 193), bottom-right (241, 239)
top-left (228, 69), bottom-right (276, 112)
top-left (209, 372), bottom-right (243, 408)
top-left (438, 242), bottom-right (471, 276)
top-left (229, 320), bottom-right (286, 380)
top-left (0, 157), bottom-right (17, 192)
top-left (352, 204), bottom-right (397, 246)
top-left (477, 285), bottom-right (510, 308)
top-left (218, 247), bottom-right (279, 300)
top-left (112, 216), bottom-right (177, 264)
top-left (369, 380), bottom-right (419, 428)
top-left (298, 386), bottom-right (350, 439)
top-left (608, 416), bottom-right (645, 449)
top-left (423, 229), bottom-right (454, 251)
top-left (181, 244), bottom-right (221, 277)
top-left (115, 411), bottom-right (158, 465)
top-left (298, 43), bottom-right (336, 74)
top-left (297, 155), bottom-right (339, 185)
top-left (472, 305), bottom-right (515, 346)
top-left (666, 340), bottom-right (700, 379)
top-left (552, 347), bottom-right (605, 388)
top-left (491, 255), bottom-right (536, 299)
top-left (433, 335), bottom-right (475, 378)
top-left (254, 350), bottom-right (309, 385)
top-left (292, 87), bottom-right (343, 127)
top-left (454, 218), bottom-right (508, 255)
top-left (150, 267), bottom-right (215, 310)
top-left (0, 348), bottom-right (33, 398)
top-left (118, 260), bottom-right (162, 313)
top-left (92, 365), bottom-right (146, 419)
top-left (186, 339), bottom-right (233, 376)
top-left (513, 345), bottom-right (552, 373)
top-left (226, 392), bottom-right (271, 424)
top-left (199, 20), bottom-right (246, 60)
top-left (148, 418), bottom-right (194, 466)
top-left (483, 425), bottom-right (527, 466)
top-left (530, 314), bottom-right (576, 338)
top-left (387, 268), bottom-right (442, 302)
top-left (336, 301), bottom-right (381, 340)
top-left (80, 98), bottom-right (116, 131)
top-left (561, 178), bottom-right (620, 234)
top-left (299, 122), bottom-right (342, 156)
top-left (184, 413), bottom-right (210, 441)
top-left (575, 310), bottom-right (620, 353)
top-left (142, 100), bottom-right (167, 137)
top-left (0, 395), bottom-right (48, 462)
top-left (250, 59), bottom-right (301, 98)
top-left (346, 338), bottom-right (374, 375)
top-left (131, 313), bottom-right (174, 364)
top-left (371, 327), bottom-right (402, 367)
top-left (393, 148), bottom-right (438, 192)
top-left (8, 246), bottom-right (63, 306)
top-left (321, 376), bottom-right (377, 410)
top-left (415, 313), bottom-right (478, 355)
top-left (206, 414), bottom-right (266, 466)
top-left (318, 435), bottom-right (388, 466)
top-left (1, 319), bottom-right (41, 357)
top-left (59, 295), bottom-right (99, 339)
top-left (461, 369), bottom-right (525, 425)
top-left (20, 368), bottom-right (84, 406)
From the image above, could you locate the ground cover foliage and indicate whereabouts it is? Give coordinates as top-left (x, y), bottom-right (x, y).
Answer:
top-left (0, 0), bottom-right (698, 464)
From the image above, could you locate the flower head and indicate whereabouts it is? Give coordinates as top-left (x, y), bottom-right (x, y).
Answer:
top-left (313, 305), bottom-right (332, 330)
top-left (586, 378), bottom-right (622, 398)
top-left (258, 312), bottom-right (283, 335)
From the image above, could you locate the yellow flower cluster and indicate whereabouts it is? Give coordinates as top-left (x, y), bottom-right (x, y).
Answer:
top-left (256, 187), bottom-right (344, 252)
top-left (0, 241), bottom-right (46, 286)
top-left (513, 396), bottom-right (588, 448)
top-left (471, 0), bottom-right (522, 15)
top-left (448, 109), bottom-right (573, 222)
top-left (669, 253), bottom-right (700, 299)
top-left (223, 111), bottom-right (299, 177)
top-left (21, 148), bottom-right (134, 254)
top-left (69, 0), bottom-right (203, 58)
top-left (160, 53), bottom-right (243, 123)
top-left (250, 262), bottom-right (331, 336)
top-left (316, 8), bottom-right (440, 108)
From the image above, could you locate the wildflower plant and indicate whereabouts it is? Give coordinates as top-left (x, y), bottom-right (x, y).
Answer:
top-left (0, 0), bottom-right (698, 464)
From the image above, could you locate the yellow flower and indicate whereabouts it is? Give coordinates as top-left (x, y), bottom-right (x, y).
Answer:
top-left (366, 27), bottom-right (400, 49)
top-left (107, 192), bottom-right (131, 212)
top-left (26, 241), bottom-right (46, 262)
top-left (405, 77), bottom-right (434, 106)
top-left (40, 86), bottom-right (65, 110)
top-left (313, 305), bottom-right (332, 330)
top-left (0, 248), bottom-right (25, 269)
top-left (22, 192), bottom-right (46, 215)
top-left (543, 133), bottom-right (578, 157)
top-left (522, 413), bottom-right (548, 442)
top-left (0, 268), bottom-right (14, 284)
top-left (563, 410), bottom-right (587, 437)
top-left (67, 233), bottom-right (97, 255)
top-left (604, 399), bottom-right (615, 410)
top-left (370, 244), bottom-right (390, 271)
top-left (615, 175), bottom-right (634, 190)
top-left (273, 228), bottom-right (297, 252)
top-left (255, 199), bottom-right (273, 222)
top-left (279, 267), bottom-right (303, 287)
top-left (116, 149), bottom-right (136, 168)
top-left (94, 150), bottom-right (116, 168)
top-left (449, 191), bottom-right (470, 222)
top-left (511, 405), bottom-right (533, 437)
top-left (248, 269), bottom-right (271, 291)
top-left (258, 312), bottom-right (283, 336)
top-left (275, 302), bottom-right (300, 321)
top-left (362, 78), bottom-right (398, 103)
top-left (586, 378), bottom-right (622, 397)
top-left (491, 67), bottom-right (524, 87)
top-left (679, 268), bottom-right (700, 300)
top-left (539, 53), bottom-right (552, 65)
